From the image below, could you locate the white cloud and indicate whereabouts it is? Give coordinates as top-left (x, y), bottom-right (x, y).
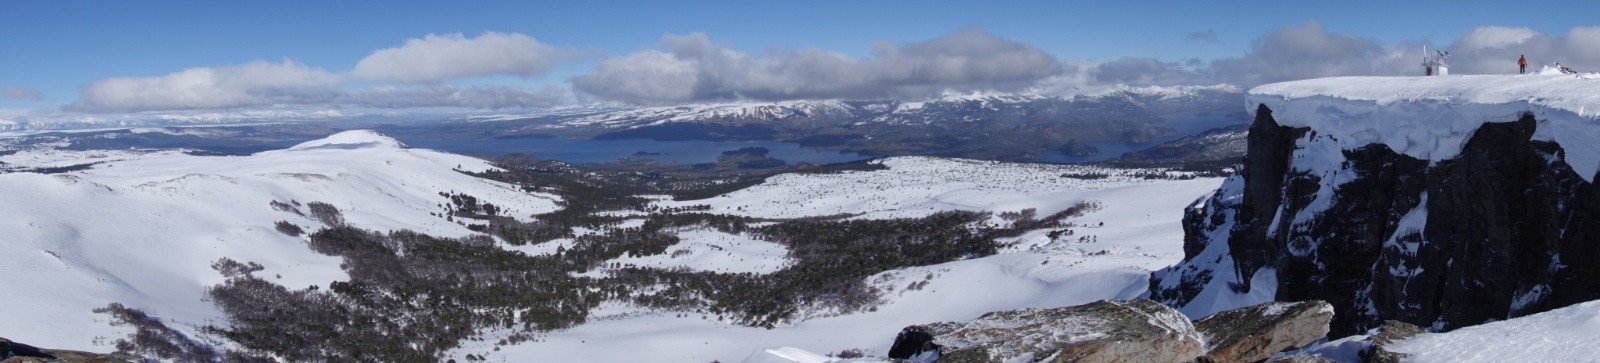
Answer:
top-left (1564, 26), bottom-right (1600, 64)
top-left (352, 32), bottom-right (573, 83)
top-left (1438, 25), bottom-right (1600, 75)
top-left (571, 50), bottom-right (700, 104)
top-left (3, 85), bottom-right (43, 101)
top-left (68, 58), bottom-right (566, 113)
top-left (69, 59), bottom-right (342, 112)
top-left (1205, 20), bottom-right (1404, 87)
top-left (1456, 26), bottom-right (1538, 50)
top-left (341, 86), bottom-right (568, 109)
top-left (56, 24), bottom-right (1600, 114)
top-left (571, 28), bottom-right (1061, 104)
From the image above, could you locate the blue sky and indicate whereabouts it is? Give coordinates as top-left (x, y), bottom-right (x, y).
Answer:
top-left (3, 1), bottom-right (1598, 115)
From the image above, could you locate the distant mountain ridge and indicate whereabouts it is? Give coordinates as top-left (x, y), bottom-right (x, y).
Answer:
top-left (484, 85), bottom-right (1247, 161)
top-left (525, 84), bottom-right (1242, 130)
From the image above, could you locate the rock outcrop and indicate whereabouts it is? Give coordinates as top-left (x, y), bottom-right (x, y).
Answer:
top-left (1194, 301), bottom-right (1333, 363)
top-left (1357, 320), bottom-right (1425, 363)
top-left (1151, 103), bottom-right (1600, 337)
top-left (743, 300), bottom-right (1333, 363)
top-left (923, 300), bottom-right (1203, 363)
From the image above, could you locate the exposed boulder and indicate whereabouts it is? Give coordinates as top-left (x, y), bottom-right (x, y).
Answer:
top-left (886, 326), bottom-right (942, 362)
top-left (920, 300), bottom-right (1204, 363)
top-left (744, 299), bottom-right (1338, 363)
top-left (1357, 320), bottom-right (1425, 363)
top-left (1195, 300), bottom-right (1334, 363)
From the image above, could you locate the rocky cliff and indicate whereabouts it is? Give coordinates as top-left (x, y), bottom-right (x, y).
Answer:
top-left (1150, 74), bottom-right (1600, 337)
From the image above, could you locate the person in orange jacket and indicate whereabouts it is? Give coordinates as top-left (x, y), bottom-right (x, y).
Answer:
top-left (1519, 55), bottom-right (1529, 74)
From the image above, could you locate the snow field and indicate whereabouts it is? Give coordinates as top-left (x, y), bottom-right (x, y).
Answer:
top-left (593, 229), bottom-right (792, 275)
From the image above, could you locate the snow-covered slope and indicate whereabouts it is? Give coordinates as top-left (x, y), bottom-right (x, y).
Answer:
top-left (460, 158), bottom-right (1224, 362)
top-left (1249, 69), bottom-right (1600, 180)
top-left (0, 130), bottom-right (559, 350)
top-left (1387, 299), bottom-right (1600, 362)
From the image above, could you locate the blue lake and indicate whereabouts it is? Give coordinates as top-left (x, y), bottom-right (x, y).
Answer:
top-left (1035, 114), bottom-right (1246, 163)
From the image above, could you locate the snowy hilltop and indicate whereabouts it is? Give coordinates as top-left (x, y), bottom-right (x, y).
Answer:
top-left (0, 130), bottom-right (560, 350)
top-left (1152, 72), bottom-right (1600, 338)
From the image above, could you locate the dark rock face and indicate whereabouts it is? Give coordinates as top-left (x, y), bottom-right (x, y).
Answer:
top-left (1150, 104), bottom-right (1600, 337)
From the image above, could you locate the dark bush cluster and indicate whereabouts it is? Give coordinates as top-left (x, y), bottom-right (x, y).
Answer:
top-left (272, 220), bottom-right (303, 237)
top-left (306, 201), bottom-right (344, 226)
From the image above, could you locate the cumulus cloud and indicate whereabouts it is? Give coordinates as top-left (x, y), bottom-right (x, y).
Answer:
top-left (1414, 25), bottom-right (1600, 75)
top-left (1205, 20), bottom-right (1407, 87)
top-left (353, 32), bottom-right (574, 83)
top-left (1091, 58), bottom-right (1201, 86)
top-left (1183, 30), bottom-right (1219, 43)
top-left (572, 28), bottom-right (1061, 104)
top-left (3, 85), bottom-right (43, 101)
top-left (1085, 23), bottom-right (1600, 88)
top-left (1456, 26), bottom-right (1539, 50)
top-left (341, 86), bottom-right (568, 109)
top-left (1191, 22), bottom-right (1600, 85)
top-left (69, 59), bottom-right (342, 112)
top-left (68, 59), bottom-right (565, 112)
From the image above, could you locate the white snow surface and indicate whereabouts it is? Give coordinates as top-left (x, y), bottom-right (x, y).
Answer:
top-left (1388, 299), bottom-right (1600, 362)
top-left (1248, 73), bottom-right (1600, 181)
top-left (0, 130), bottom-right (560, 351)
top-left (655, 156), bottom-right (1202, 222)
top-left (457, 158), bottom-right (1224, 362)
top-left (590, 229), bottom-right (792, 275)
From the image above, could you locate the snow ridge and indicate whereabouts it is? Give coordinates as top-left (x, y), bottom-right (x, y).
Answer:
top-left (1248, 73), bottom-right (1600, 181)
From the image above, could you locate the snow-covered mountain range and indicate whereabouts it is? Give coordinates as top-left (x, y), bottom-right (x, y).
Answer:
top-left (525, 85), bottom-right (1242, 130)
